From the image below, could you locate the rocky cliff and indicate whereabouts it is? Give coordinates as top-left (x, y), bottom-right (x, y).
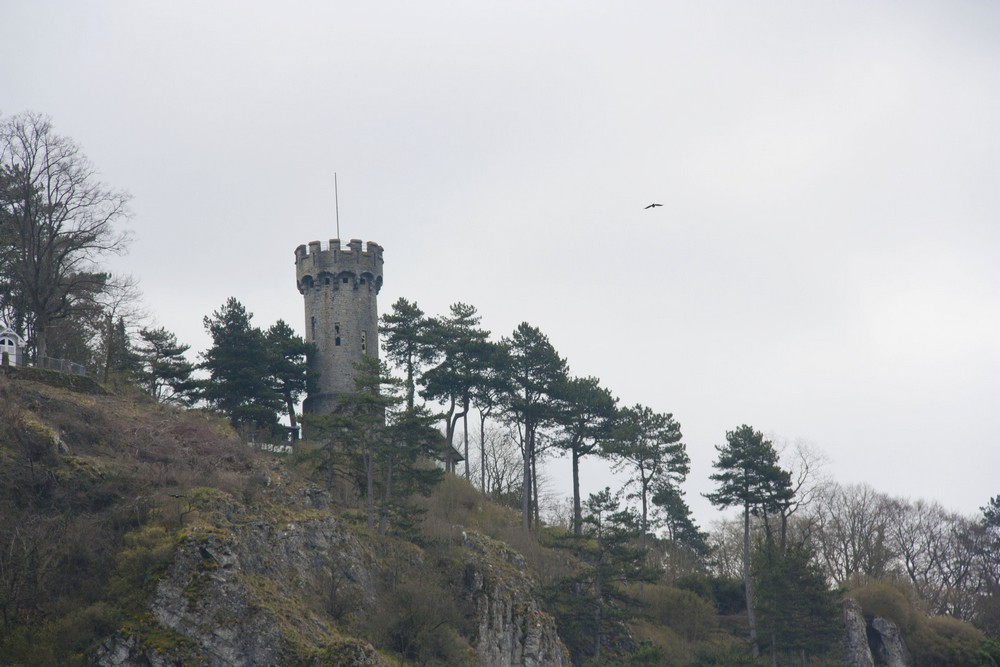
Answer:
top-left (96, 488), bottom-right (388, 666)
top-left (462, 531), bottom-right (570, 667)
top-left (94, 482), bottom-right (567, 667)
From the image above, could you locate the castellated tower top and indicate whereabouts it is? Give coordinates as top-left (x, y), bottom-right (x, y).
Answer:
top-left (295, 238), bottom-right (383, 419)
top-left (295, 238), bottom-right (383, 294)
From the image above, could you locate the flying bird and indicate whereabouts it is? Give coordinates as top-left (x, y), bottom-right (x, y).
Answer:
top-left (644, 203), bottom-right (663, 209)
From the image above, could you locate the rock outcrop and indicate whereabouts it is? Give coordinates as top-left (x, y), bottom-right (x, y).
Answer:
top-left (843, 598), bottom-right (875, 667)
top-left (463, 531), bottom-right (570, 667)
top-left (870, 616), bottom-right (911, 667)
top-left (841, 597), bottom-right (913, 667)
top-left (96, 487), bottom-right (568, 667)
top-left (97, 493), bottom-right (388, 667)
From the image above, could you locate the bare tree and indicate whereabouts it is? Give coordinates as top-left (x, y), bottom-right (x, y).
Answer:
top-left (0, 112), bottom-right (130, 359)
top-left (476, 424), bottom-right (522, 504)
top-left (707, 516), bottom-right (746, 581)
top-left (770, 438), bottom-right (829, 552)
top-left (94, 273), bottom-right (145, 381)
top-left (887, 498), bottom-right (983, 619)
top-left (809, 482), bottom-right (898, 585)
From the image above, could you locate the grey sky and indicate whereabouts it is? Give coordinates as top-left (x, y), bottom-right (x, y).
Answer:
top-left (2, 1), bottom-right (997, 525)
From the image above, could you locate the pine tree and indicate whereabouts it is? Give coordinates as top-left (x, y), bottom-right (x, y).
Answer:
top-left (578, 487), bottom-right (656, 663)
top-left (552, 375), bottom-right (618, 536)
top-left (380, 297), bottom-right (436, 410)
top-left (199, 298), bottom-right (282, 436)
top-left (265, 319), bottom-right (311, 441)
top-left (752, 540), bottom-right (840, 663)
top-left (705, 424), bottom-right (793, 659)
top-left (421, 302), bottom-right (491, 478)
top-left (136, 327), bottom-right (196, 405)
top-left (607, 404), bottom-right (689, 572)
top-left (502, 322), bottom-right (568, 530)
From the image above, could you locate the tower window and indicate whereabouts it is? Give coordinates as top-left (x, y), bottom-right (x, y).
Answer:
top-left (335, 323), bottom-right (341, 346)
top-left (342, 276), bottom-right (349, 284)
top-left (361, 330), bottom-right (367, 354)
top-left (324, 277), bottom-right (331, 285)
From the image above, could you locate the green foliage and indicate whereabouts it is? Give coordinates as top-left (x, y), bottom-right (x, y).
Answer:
top-left (107, 525), bottom-right (178, 613)
top-left (909, 616), bottom-right (995, 667)
top-left (136, 326), bottom-right (196, 405)
top-left (608, 403), bottom-right (689, 566)
top-left (265, 318), bottom-right (312, 440)
top-left (548, 487), bottom-right (658, 665)
top-left (311, 357), bottom-right (444, 535)
top-left (362, 562), bottom-right (476, 666)
top-left (381, 297), bottom-right (437, 410)
top-left (688, 643), bottom-right (760, 666)
top-left (94, 315), bottom-right (142, 384)
top-left (552, 375), bottom-right (617, 536)
top-left (979, 495), bottom-right (1000, 639)
top-left (421, 301), bottom-right (492, 467)
top-left (705, 424), bottom-right (794, 657)
top-left (652, 475), bottom-right (708, 556)
top-left (503, 322), bottom-right (569, 528)
top-left (705, 425), bottom-right (792, 520)
top-left (676, 574), bottom-right (746, 616)
top-left (752, 540), bottom-right (841, 660)
top-left (640, 583), bottom-right (719, 643)
top-left (200, 297), bottom-right (283, 435)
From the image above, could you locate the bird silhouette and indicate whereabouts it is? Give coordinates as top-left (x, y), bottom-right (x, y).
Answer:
top-left (644, 203), bottom-right (663, 209)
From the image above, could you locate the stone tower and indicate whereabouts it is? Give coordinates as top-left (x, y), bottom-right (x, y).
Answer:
top-left (295, 238), bottom-right (384, 416)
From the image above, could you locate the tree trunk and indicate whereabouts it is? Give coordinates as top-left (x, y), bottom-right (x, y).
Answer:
top-left (572, 448), bottom-right (582, 536)
top-left (744, 503), bottom-right (760, 657)
top-left (285, 396), bottom-right (298, 442)
top-left (35, 321), bottom-right (48, 361)
top-left (379, 457), bottom-right (393, 535)
top-left (531, 446), bottom-right (540, 528)
top-left (521, 428), bottom-right (532, 531)
top-left (365, 449), bottom-right (375, 531)
top-left (462, 403), bottom-right (470, 480)
top-left (479, 411), bottom-right (487, 493)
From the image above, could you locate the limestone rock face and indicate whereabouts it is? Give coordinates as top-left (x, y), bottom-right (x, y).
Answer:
top-left (871, 616), bottom-right (911, 667)
top-left (842, 599), bottom-right (875, 667)
top-left (463, 531), bottom-right (570, 667)
top-left (96, 506), bottom-right (386, 667)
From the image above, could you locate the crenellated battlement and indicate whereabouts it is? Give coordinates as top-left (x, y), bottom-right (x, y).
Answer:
top-left (295, 238), bottom-right (383, 292)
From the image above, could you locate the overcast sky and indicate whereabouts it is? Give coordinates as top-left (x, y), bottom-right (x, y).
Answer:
top-left (2, 1), bottom-right (997, 526)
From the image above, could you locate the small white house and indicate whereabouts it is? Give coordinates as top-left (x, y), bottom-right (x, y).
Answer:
top-left (0, 325), bottom-right (26, 366)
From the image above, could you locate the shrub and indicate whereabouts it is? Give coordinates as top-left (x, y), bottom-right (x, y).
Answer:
top-left (362, 574), bottom-right (476, 666)
top-left (107, 525), bottom-right (178, 614)
top-left (677, 574), bottom-right (746, 615)
top-left (909, 615), bottom-right (993, 667)
top-left (848, 578), bottom-right (921, 636)
top-left (639, 583), bottom-right (718, 643)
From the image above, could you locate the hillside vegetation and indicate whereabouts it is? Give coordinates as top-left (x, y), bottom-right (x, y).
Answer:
top-left (1, 372), bottom-right (998, 667)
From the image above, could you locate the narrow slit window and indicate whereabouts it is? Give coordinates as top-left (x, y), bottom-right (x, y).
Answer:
top-left (361, 330), bottom-right (367, 354)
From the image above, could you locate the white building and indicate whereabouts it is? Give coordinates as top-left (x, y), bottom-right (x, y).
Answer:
top-left (0, 325), bottom-right (26, 366)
